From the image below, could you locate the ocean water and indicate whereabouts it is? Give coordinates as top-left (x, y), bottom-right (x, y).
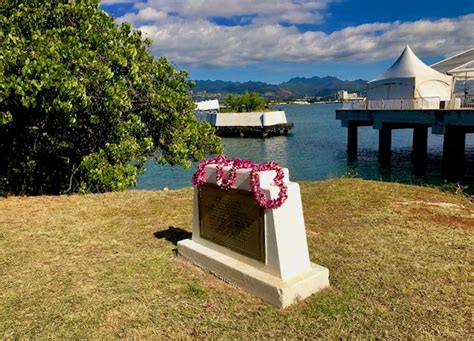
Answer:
top-left (137, 103), bottom-right (474, 190)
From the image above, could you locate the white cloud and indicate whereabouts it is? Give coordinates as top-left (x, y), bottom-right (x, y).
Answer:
top-left (136, 14), bottom-right (474, 67)
top-left (124, 0), bottom-right (333, 24)
top-left (105, 1), bottom-right (474, 68)
top-left (117, 7), bottom-right (167, 24)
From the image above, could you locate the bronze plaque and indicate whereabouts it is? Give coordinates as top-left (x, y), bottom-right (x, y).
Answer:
top-left (198, 183), bottom-right (265, 262)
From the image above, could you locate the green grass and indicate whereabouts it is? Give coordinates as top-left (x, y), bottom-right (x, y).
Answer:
top-left (0, 179), bottom-right (471, 338)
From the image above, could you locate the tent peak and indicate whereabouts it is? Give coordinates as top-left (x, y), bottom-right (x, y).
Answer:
top-left (370, 45), bottom-right (450, 82)
top-left (367, 45), bottom-right (454, 102)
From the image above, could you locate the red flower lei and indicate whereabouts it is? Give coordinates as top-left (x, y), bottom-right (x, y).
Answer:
top-left (192, 156), bottom-right (288, 209)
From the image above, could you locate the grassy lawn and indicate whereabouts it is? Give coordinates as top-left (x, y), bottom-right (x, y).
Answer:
top-left (0, 179), bottom-right (471, 338)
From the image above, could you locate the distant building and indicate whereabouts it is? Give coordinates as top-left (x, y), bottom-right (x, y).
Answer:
top-left (337, 90), bottom-right (362, 101)
top-left (293, 99), bottom-right (311, 105)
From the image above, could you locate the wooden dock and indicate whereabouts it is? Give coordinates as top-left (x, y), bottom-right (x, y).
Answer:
top-left (336, 109), bottom-right (474, 168)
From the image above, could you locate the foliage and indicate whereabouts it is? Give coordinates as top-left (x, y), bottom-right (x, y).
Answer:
top-left (0, 0), bottom-right (222, 195)
top-left (340, 169), bottom-right (359, 179)
top-left (224, 91), bottom-right (268, 112)
top-left (434, 180), bottom-right (468, 196)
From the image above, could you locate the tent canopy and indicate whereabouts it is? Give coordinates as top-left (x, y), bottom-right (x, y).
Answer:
top-left (368, 45), bottom-right (453, 101)
top-left (449, 62), bottom-right (474, 79)
top-left (431, 48), bottom-right (474, 77)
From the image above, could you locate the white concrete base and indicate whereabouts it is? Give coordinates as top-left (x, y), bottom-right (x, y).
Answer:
top-left (178, 238), bottom-right (329, 308)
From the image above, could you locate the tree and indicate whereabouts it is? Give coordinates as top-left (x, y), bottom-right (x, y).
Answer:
top-left (0, 0), bottom-right (222, 195)
top-left (224, 95), bottom-right (239, 112)
top-left (224, 92), bottom-right (267, 112)
top-left (243, 91), bottom-right (267, 112)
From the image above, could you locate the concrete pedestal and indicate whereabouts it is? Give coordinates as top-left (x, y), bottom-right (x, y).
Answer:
top-left (177, 166), bottom-right (329, 308)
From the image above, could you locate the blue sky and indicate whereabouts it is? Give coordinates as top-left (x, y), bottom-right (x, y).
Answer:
top-left (101, 0), bottom-right (474, 83)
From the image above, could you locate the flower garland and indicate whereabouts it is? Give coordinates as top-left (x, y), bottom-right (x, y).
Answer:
top-left (215, 156), bottom-right (235, 190)
top-left (192, 156), bottom-right (288, 209)
top-left (250, 162), bottom-right (288, 209)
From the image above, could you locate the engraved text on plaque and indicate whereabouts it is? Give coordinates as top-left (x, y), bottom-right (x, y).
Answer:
top-left (198, 184), bottom-right (265, 262)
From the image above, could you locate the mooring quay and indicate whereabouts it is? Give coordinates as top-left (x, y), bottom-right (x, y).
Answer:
top-left (196, 110), bottom-right (294, 137)
top-left (336, 108), bottom-right (474, 163)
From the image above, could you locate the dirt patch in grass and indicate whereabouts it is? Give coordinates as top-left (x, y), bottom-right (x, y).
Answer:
top-left (0, 179), bottom-right (471, 338)
top-left (409, 207), bottom-right (474, 230)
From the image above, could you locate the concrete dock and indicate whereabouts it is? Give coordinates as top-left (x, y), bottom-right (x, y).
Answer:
top-left (336, 109), bottom-right (474, 169)
top-left (198, 110), bottom-right (294, 138)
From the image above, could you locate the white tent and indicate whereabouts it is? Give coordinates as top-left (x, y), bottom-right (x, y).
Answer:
top-left (367, 45), bottom-right (454, 102)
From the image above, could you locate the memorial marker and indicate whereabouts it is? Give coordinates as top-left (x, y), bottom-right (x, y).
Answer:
top-left (198, 184), bottom-right (265, 262)
top-left (178, 157), bottom-right (330, 308)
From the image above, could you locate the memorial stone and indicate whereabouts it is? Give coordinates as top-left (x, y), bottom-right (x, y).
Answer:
top-left (177, 164), bottom-right (329, 308)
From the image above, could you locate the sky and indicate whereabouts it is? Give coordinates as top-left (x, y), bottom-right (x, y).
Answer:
top-left (100, 0), bottom-right (474, 83)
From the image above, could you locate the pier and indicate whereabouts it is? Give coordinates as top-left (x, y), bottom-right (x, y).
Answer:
top-left (336, 109), bottom-right (474, 170)
top-left (335, 45), bottom-right (474, 173)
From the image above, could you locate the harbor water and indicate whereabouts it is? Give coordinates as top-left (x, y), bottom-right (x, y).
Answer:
top-left (137, 103), bottom-right (474, 190)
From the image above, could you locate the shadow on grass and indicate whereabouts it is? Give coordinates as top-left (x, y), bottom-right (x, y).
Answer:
top-left (154, 226), bottom-right (191, 245)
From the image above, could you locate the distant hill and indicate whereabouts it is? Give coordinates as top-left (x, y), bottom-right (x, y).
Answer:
top-left (193, 76), bottom-right (368, 99)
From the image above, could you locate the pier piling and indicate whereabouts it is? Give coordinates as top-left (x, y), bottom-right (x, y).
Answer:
top-left (443, 126), bottom-right (466, 165)
top-left (336, 109), bottom-right (474, 173)
top-left (347, 122), bottom-right (358, 158)
top-left (412, 126), bottom-right (428, 159)
top-left (378, 125), bottom-right (392, 162)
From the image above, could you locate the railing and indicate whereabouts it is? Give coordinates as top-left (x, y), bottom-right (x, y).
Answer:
top-left (342, 97), bottom-right (448, 110)
top-left (461, 95), bottom-right (474, 108)
top-left (342, 95), bottom-right (474, 110)
top-left (342, 101), bottom-right (366, 110)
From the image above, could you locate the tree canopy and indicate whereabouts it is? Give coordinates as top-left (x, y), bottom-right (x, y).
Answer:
top-left (0, 0), bottom-right (222, 195)
top-left (224, 92), bottom-right (268, 112)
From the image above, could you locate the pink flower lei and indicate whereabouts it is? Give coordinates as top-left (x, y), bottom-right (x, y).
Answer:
top-left (250, 162), bottom-right (288, 209)
top-left (192, 156), bottom-right (288, 209)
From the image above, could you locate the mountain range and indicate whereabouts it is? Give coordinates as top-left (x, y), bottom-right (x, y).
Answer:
top-left (193, 76), bottom-right (368, 99)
